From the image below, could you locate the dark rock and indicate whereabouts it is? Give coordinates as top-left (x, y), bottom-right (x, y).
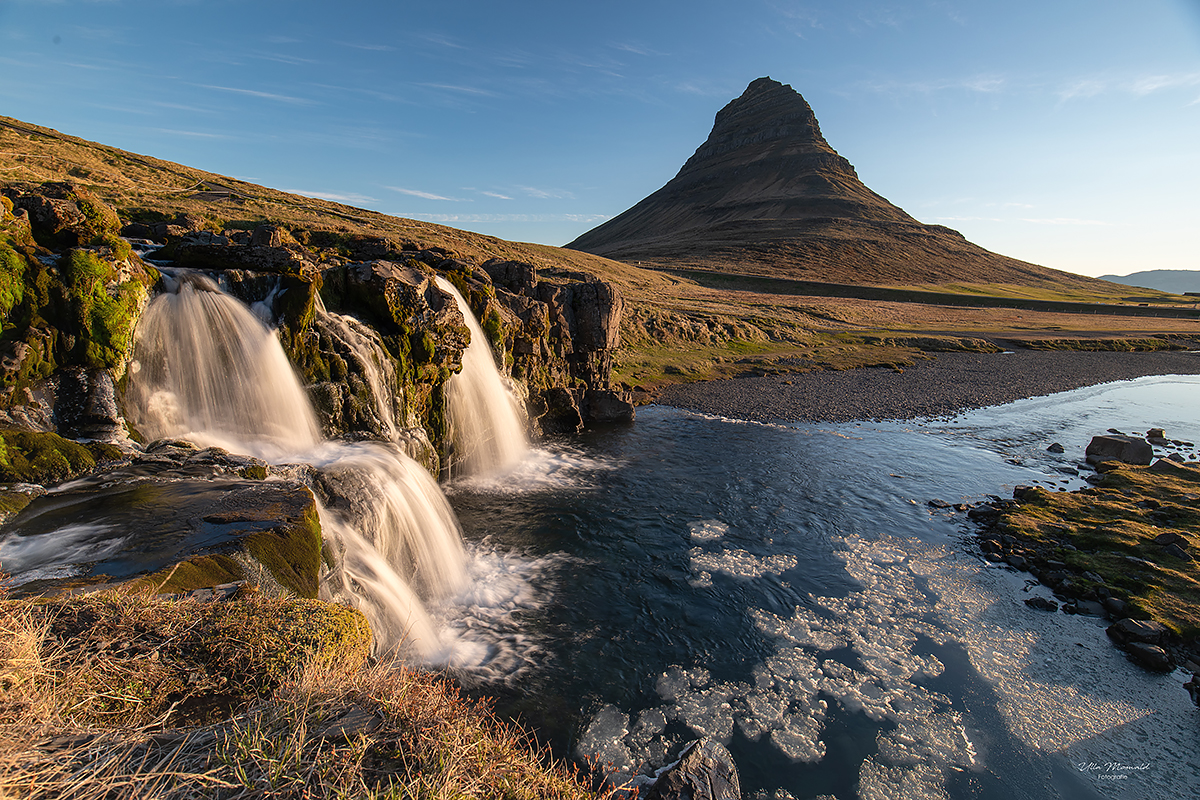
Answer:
top-left (1013, 485), bottom-right (1046, 502)
top-left (1004, 554), bottom-right (1028, 571)
top-left (1107, 618), bottom-right (1169, 645)
top-left (1163, 543), bottom-right (1192, 561)
top-left (1154, 531), bottom-right (1184, 546)
top-left (928, 499), bottom-right (952, 508)
top-left (1124, 642), bottom-right (1174, 672)
top-left (1085, 435), bottom-right (1152, 466)
top-left (1046, 442), bottom-right (1065, 454)
top-left (583, 389), bottom-right (635, 424)
top-left (1147, 427), bottom-right (1166, 439)
top-left (1148, 457), bottom-right (1200, 475)
top-left (1102, 597), bottom-right (1129, 616)
top-left (1025, 596), bottom-right (1059, 612)
top-left (1064, 600), bottom-right (1105, 616)
top-left (644, 739), bottom-right (741, 800)
top-left (537, 387), bottom-right (584, 435)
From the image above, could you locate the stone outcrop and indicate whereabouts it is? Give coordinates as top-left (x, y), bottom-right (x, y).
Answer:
top-left (644, 739), bottom-right (741, 800)
top-left (1085, 434), bottom-right (1153, 466)
top-left (568, 77), bottom-right (1127, 294)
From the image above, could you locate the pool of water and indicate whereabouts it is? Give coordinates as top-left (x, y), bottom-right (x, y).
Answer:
top-left (445, 374), bottom-right (1200, 800)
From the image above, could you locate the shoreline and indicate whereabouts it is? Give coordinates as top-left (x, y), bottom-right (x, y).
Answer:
top-left (655, 349), bottom-right (1200, 423)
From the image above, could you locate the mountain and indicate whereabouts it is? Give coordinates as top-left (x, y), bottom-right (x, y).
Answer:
top-left (1097, 270), bottom-right (1200, 295)
top-left (568, 77), bottom-right (1117, 293)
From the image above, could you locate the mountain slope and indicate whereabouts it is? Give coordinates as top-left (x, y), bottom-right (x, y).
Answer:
top-left (568, 78), bottom-right (1121, 294)
top-left (1098, 270), bottom-right (1200, 295)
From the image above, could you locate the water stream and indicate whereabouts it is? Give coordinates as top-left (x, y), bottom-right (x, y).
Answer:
top-left (2, 269), bottom-right (1198, 798)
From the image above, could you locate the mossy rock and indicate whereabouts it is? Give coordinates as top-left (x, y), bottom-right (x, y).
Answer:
top-left (0, 429), bottom-right (97, 484)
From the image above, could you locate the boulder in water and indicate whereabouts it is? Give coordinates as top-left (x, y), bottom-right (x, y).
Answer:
top-left (1085, 435), bottom-right (1153, 466)
top-left (644, 739), bottom-right (741, 800)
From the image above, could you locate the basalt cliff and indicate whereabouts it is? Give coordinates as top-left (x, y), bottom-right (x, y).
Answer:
top-left (569, 77), bottom-right (1114, 293)
top-left (0, 117), bottom-right (632, 478)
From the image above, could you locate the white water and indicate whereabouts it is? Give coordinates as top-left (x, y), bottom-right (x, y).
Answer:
top-left (125, 274), bottom-right (322, 460)
top-left (314, 298), bottom-right (402, 440)
top-left (126, 274), bottom-right (468, 658)
top-left (435, 277), bottom-right (529, 477)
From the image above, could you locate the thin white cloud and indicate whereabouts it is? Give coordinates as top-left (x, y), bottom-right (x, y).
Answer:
top-left (384, 186), bottom-right (465, 202)
top-left (419, 33), bottom-right (468, 50)
top-left (480, 191), bottom-right (514, 200)
top-left (417, 82), bottom-right (499, 98)
top-left (195, 83), bottom-right (316, 105)
top-left (1057, 71), bottom-right (1200, 102)
top-left (285, 189), bottom-right (379, 205)
top-left (403, 213), bottom-right (609, 224)
top-left (608, 41), bottom-right (666, 57)
top-left (1020, 217), bottom-right (1109, 226)
top-left (152, 128), bottom-right (231, 139)
top-left (516, 185), bottom-right (576, 200)
top-left (860, 74), bottom-right (1007, 95)
top-left (336, 41), bottom-right (396, 52)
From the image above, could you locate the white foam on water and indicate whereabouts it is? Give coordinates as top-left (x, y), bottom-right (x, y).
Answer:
top-left (428, 544), bottom-right (567, 682)
top-left (0, 523), bottom-right (123, 584)
top-left (448, 444), bottom-right (618, 495)
top-left (688, 545), bottom-right (797, 587)
top-left (688, 520), bottom-right (729, 541)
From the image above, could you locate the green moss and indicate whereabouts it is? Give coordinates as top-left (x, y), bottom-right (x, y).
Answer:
top-left (239, 464), bottom-right (269, 480)
top-left (142, 553), bottom-right (246, 595)
top-left (0, 429), bottom-right (96, 484)
top-left (0, 489), bottom-right (33, 519)
top-left (244, 502), bottom-right (324, 598)
top-left (0, 241), bottom-right (25, 318)
top-left (482, 305), bottom-right (505, 352)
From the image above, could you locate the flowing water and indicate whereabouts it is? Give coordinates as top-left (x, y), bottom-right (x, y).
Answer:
top-left (4, 269), bottom-right (1199, 798)
top-left (435, 277), bottom-right (529, 477)
top-left (445, 375), bottom-right (1200, 800)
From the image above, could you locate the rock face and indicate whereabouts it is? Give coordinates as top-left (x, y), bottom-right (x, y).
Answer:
top-left (569, 77), bottom-right (1120, 292)
top-left (644, 739), bottom-right (741, 800)
top-left (1085, 434), bottom-right (1153, 466)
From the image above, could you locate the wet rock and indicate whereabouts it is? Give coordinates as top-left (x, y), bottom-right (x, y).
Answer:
top-left (1064, 600), bottom-right (1105, 616)
top-left (1102, 596), bottom-right (1129, 616)
top-left (1004, 554), bottom-right (1029, 571)
top-left (1046, 442), bottom-right (1065, 454)
top-left (1085, 434), bottom-right (1152, 466)
top-left (1124, 642), bottom-right (1174, 672)
top-left (1107, 618), bottom-right (1169, 645)
top-left (1025, 596), bottom-right (1059, 612)
top-left (1147, 427), bottom-right (1166, 440)
top-left (584, 389), bottom-right (636, 424)
top-left (536, 387), bottom-right (584, 435)
top-left (1148, 457), bottom-right (1200, 475)
top-left (928, 498), bottom-right (952, 508)
top-left (644, 739), bottom-right (741, 800)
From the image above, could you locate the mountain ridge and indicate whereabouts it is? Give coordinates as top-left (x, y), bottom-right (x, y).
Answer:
top-left (568, 78), bottom-right (1119, 293)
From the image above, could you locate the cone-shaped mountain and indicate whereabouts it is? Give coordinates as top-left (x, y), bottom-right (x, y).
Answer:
top-left (569, 77), bottom-right (1107, 290)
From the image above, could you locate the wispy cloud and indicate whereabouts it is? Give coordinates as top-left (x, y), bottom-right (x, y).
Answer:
top-left (384, 186), bottom-right (465, 201)
top-left (419, 32), bottom-right (468, 50)
top-left (416, 82), bottom-right (500, 98)
top-left (608, 41), bottom-right (666, 57)
top-left (336, 41), bottom-right (396, 52)
top-left (516, 185), bottom-right (576, 200)
top-left (195, 84), bottom-right (316, 105)
top-left (285, 189), bottom-right (378, 205)
top-left (1056, 71), bottom-right (1200, 102)
top-left (152, 128), bottom-right (232, 139)
top-left (479, 190), bottom-right (514, 200)
top-left (859, 74), bottom-right (1007, 95)
top-left (402, 213), bottom-right (609, 224)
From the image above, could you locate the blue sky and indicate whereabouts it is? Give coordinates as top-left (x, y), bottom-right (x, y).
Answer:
top-left (1, 0), bottom-right (1197, 277)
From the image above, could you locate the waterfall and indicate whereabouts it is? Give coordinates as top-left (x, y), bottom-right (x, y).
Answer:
top-left (435, 277), bottom-right (529, 477)
top-left (126, 273), bottom-right (466, 658)
top-left (314, 298), bottom-right (401, 440)
top-left (125, 273), bottom-right (322, 460)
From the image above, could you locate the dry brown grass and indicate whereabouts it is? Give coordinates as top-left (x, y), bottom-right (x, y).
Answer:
top-left (0, 588), bottom-right (605, 800)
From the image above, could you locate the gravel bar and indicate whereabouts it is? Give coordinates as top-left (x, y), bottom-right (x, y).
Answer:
top-left (656, 350), bottom-right (1200, 423)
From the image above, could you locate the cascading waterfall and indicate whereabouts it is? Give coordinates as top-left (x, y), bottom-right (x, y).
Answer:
top-left (435, 277), bottom-right (529, 477)
top-left (125, 273), bottom-right (322, 460)
top-left (314, 297), bottom-right (401, 440)
top-left (126, 272), bottom-right (466, 657)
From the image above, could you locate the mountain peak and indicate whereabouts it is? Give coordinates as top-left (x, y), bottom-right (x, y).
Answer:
top-left (568, 78), bottom-right (1100, 289)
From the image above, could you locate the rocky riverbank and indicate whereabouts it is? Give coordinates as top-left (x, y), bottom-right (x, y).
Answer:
top-left (962, 429), bottom-right (1200, 705)
top-left (657, 348), bottom-right (1200, 423)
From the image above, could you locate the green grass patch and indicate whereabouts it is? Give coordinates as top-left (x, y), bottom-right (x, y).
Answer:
top-left (999, 463), bottom-right (1200, 638)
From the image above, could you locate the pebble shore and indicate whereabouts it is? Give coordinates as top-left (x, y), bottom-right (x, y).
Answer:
top-left (657, 350), bottom-right (1200, 422)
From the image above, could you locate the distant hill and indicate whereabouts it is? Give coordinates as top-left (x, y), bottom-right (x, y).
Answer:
top-left (1097, 270), bottom-right (1200, 295)
top-left (569, 77), bottom-right (1124, 296)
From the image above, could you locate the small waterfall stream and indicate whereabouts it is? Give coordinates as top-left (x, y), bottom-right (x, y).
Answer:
top-left (435, 277), bottom-right (529, 477)
top-left (125, 274), bottom-right (467, 658)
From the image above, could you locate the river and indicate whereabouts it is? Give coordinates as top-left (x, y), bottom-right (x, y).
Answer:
top-left (442, 375), bottom-right (1200, 800)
